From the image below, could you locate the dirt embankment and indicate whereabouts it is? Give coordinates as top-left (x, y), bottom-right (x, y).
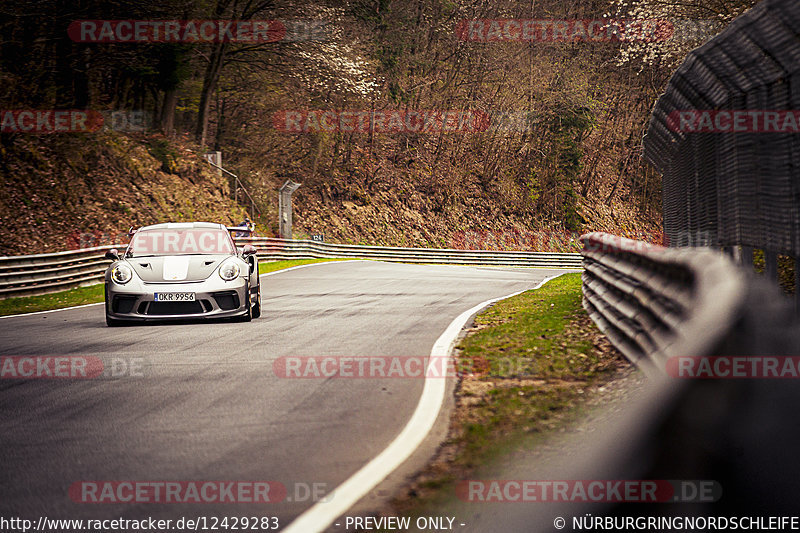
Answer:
top-left (289, 165), bottom-right (662, 250)
top-left (0, 133), bottom-right (247, 255)
top-left (0, 132), bottom-right (661, 256)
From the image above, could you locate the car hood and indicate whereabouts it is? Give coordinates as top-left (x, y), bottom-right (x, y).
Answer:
top-left (126, 255), bottom-right (230, 282)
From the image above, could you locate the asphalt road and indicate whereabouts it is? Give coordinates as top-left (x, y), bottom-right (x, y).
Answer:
top-left (0, 260), bottom-right (567, 530)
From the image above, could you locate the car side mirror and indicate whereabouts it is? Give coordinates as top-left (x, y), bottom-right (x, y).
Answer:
top-left (104, 248), bottom-right (120, 260)
top-left (241, 244), bottom-right (257, 256)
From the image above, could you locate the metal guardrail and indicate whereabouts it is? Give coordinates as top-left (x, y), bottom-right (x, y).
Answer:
top-left (0, 238), bottom-right (582, 300)
top-left (580, 232), bottom-right (745, 377)
top-left (205, 159), bottom-right (262, 220)
top-left (566, 0), bottom-right (800, 521)
top-left (578, 239), bottom-right (800, 517)
top-left (0, 245), bottom-right (118, 299)
top-left (239, 237), bottom-right (583, 268)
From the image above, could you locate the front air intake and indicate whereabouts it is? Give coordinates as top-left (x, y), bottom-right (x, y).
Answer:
top-left (212, 291), bottom-right (240, 310)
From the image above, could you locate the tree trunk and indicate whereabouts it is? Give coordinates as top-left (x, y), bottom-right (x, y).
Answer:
top-left (160, 89), bottom-right (178, 136)
top-left (213, 98), bottom-right (226, 151)
top-left (195, 42), bottom-right (228, 147)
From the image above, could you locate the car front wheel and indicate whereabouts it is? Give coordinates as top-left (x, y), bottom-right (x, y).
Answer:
top-left (251, 284), bottom-right (261, 319)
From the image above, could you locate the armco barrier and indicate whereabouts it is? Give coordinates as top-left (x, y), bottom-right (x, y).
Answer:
top-left (239, 237), bottom-right (583, 268)
top-left (0, 245), bottom-right (117, 299)
top-left (513, 226), bottom-right (800, 533)
top-left (0, 238), bottom-right (582, 299)
top-left (574, 238), bottom-right (800, 519)
top-left (580, 232), bottom-right (745, 377)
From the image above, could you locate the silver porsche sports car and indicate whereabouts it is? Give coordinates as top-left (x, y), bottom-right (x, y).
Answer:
top-left (103, 222), bottom-right (261, 326)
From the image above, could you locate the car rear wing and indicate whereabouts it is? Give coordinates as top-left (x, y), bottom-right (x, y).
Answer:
top-left (227, 226), bottom-right (254, 237)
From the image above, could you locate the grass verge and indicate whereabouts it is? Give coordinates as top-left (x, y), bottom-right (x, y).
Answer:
top-left (257, 258), bottom-right (342, 275)
top-left (0, 258), bottom-right (340, 317)
top-left (390, 272), bottom-right (628, 516)
top-left (0, 283), bottom-right (105, 317)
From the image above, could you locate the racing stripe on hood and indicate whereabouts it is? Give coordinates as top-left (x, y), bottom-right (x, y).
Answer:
top-left (162, 256), bottom-right (190, 281)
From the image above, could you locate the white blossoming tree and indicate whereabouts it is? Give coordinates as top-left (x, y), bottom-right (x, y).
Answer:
top-left (606, 0), bottom-right (757, 70)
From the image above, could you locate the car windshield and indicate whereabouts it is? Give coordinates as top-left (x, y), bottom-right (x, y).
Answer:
top-left (126, 228), bottom-right (235, 257)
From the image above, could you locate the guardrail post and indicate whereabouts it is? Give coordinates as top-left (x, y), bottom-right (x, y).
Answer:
top-left (765, 250), bottom-right (779, 282)
top-left (203, 151), bottom-right (223, 179)
top-left (278, 180), bottom-right (302, 240)
top-left (795, 256), bottom-right (800, 312)
top-left (740, 246), bottom-right (753, 270)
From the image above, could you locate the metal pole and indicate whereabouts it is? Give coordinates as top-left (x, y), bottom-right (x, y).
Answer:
top-left (278, 180), bottom-right (301, 240)
top-left (741, 246), bottom-right (754, 270)
top-left (795, 255), bottom-right (800, 313)
top-left (201, 155), bottom-right (261, 218)
top-left (765, 250), bottom-right (779, 282)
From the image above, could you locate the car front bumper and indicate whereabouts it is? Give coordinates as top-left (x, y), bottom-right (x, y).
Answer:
top-left (105, 276), bottom-right (251, 322)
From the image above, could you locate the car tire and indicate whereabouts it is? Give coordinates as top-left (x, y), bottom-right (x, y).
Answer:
top-left (251, 285), bottom-right (261, 319)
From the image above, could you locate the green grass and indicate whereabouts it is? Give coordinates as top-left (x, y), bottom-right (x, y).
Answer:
top-left (450, 273), bottom-right (618, 463)
top-left (392, 272), bottom-right (625, 516)
top-left (258, 258), bottom-right (341, 274)
top-left (0, 258), bottom-right (341, 317)
top-left (0, 283), bottom-right (105, 317)
top-left (459, 273), bottom-right (610, 380)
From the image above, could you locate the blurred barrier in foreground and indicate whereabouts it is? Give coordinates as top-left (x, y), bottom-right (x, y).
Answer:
top-left (561, 0), bottom-right (800, 523)
top-left (572, 232), bottom-right (800, 523)
top-left (0, 238), bottom-right (581, 299)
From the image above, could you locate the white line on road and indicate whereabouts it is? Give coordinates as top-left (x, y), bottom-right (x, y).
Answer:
top-left (281, 272), bottom-right (566, 533)
top-left (0, 301), bottom-right (104, 319)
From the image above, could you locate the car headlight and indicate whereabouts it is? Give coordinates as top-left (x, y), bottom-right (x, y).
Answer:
top-left (219, 260), bottom-right (240, 281)
top-left (111, 264), bottom-right (132, 284)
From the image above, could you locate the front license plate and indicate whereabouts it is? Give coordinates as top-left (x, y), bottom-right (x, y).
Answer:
top-left (154, 292), bottom-right (195, 302)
